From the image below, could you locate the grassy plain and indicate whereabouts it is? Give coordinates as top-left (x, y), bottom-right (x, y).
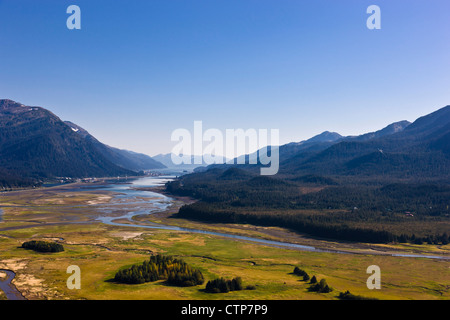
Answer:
top-left (0, 185), bottom-right (448, 300)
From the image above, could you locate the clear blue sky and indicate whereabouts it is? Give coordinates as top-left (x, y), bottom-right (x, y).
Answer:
top-left (1, 0), bottom-right (449, 156)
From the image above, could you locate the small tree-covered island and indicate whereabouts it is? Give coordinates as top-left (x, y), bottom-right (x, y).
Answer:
top-left (21, 240), bottom-right (64, 253)
top-left (114, 254), bottom-right (204, 286)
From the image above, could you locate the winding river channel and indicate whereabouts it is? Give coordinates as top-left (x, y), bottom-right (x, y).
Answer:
top-left (0, 269), bottom-right (26, 300)
top-left (89, 175), bottom-right (449, 260)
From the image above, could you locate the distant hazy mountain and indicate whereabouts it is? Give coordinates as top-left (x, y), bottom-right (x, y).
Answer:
top-left (0, 99), bottom-right (136, 187)
top-left (153, 153), bottom-right (230, 170)
top-left (65, 121), bottom-right (166, 171)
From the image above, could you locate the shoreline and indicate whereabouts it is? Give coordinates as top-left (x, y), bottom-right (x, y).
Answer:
top-left (0, 175), bottom-right (147, 194)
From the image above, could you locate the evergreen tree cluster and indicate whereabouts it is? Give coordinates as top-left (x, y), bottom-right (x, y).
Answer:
top-left (293, 267), bottom-right (310, 281)
top-left (114, 254), bottom-right (204, 286)
top-left (398, 232), bottom-right (449, 245)
top-left (308, 278), bottom-right (332, 293)
top-left (205, 277), bottom-right (243, 293)
top-left (21, 240), bottom-right (64, 253)
top-left (292, 267), bottom-right (331, 294)
top-left (338, 290), bottom-right (377, 300)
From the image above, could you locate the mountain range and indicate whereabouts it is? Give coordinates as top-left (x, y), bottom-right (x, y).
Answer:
top-left (0, 99), bottom-right (165, 188)
top-left (280, 106), bottom-right (450, 181)
top-left (1, 98), bottom-right (449, 188)
top-left (202, 105), bottom-right (450, 183)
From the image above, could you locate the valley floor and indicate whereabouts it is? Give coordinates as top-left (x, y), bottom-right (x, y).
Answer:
top-left (0, 183), bottom-right (448, 300)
